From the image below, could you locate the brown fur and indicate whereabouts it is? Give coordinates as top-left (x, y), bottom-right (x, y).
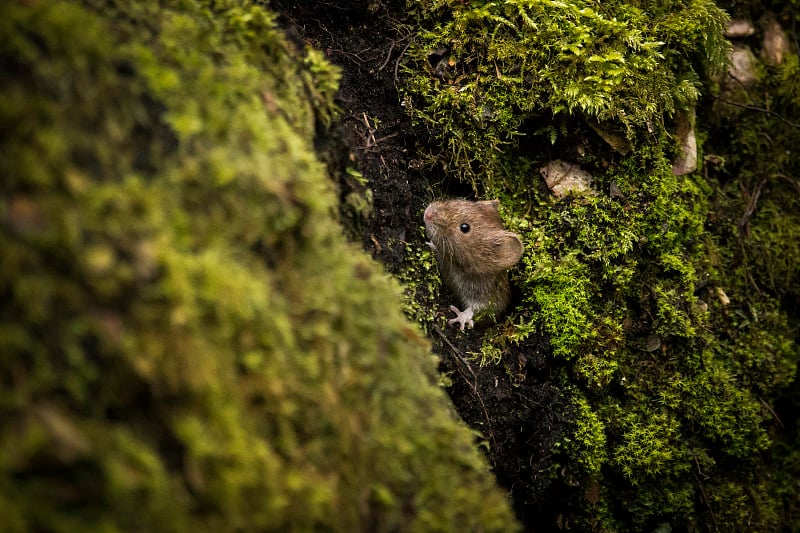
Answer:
top-left (424, 199), bottom-right (523, 325)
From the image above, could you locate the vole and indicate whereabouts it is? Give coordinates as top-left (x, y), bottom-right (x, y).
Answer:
top-left (423, 199), bottom-right (524, 330)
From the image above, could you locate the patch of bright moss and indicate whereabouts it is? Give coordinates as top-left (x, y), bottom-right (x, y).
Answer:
top-left (402, 0), bottom-right (729, 186)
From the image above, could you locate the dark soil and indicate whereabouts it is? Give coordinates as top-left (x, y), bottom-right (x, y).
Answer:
top-left (272, 1), bottom-right (576, 529)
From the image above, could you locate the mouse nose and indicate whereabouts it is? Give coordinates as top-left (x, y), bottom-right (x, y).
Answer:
top-left (424, 204), bottom-right (437, 221)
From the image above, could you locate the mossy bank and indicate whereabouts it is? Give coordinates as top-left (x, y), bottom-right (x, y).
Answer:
top-left (402, 0), bottom-right (800, 531)
top-left (0, 1), bottom-right (520, 531)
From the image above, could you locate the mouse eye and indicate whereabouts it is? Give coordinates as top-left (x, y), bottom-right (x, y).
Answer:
top-left (459, 223), bottom-right (470, 234)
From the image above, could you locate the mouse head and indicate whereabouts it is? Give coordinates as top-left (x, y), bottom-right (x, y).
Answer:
top-left (424, 199), bottom-right (524, 274)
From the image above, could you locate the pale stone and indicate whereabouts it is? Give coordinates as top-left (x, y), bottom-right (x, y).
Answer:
top-left (587, 120), bottom-right (631, 155)
top-left (761, 16), bottom-right (789, 66)
top-left (725, 19), bottom-right (755, 38)
top-left (726, 45), bottom-right (758, 87)
top-left (672, 111), bottom-right (697, 176)
top-left (539, 160), bottom-right (596, 198)
top-left (716, 287), bottom-right (731, 306)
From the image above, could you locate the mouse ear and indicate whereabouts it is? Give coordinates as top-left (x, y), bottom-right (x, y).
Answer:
top-left (478, 199), bottom-right (501, 212)
top-left (488, 231), bottom-right (524, 271)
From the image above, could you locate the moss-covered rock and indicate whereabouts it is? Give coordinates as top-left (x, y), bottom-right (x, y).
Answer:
top-left (402, 0), bottom-right (800, 531)
top-left (402, 0), bottom-right (729, 187)
top-left (0, 1), bottom-right (520, 531)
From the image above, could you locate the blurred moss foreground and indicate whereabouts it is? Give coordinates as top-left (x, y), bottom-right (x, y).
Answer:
top-left (0, 1), bottom-right (519, 531)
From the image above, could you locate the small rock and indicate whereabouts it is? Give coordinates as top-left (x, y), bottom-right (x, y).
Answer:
top-left (724, 19), bottom-right (755, 38)
top-left (692, 299), bottom-right (709, 314)
top-left (587, 120), bottom-right (631, 155)
top-left (645, 333), bottom-right (661, 352)
top-left (761, 16), bottom-right (789, 66)
top-left (726, 45), bottom-right (758, 87)
top-left (716, 287), bottom-right (731, 305)
top-left (672, 111), bottom-right (697, 176)
top-left (539, 160), bottom-right (595, 198)
top-left (609, 181), bottom-right (625, 201)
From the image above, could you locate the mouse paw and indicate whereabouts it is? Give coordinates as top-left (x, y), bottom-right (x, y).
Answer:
top-left (448, 305), bottom-right (474, 331)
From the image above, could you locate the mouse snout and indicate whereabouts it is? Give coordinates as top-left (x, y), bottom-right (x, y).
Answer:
top-left (423, 203), bottom-right (437, 222)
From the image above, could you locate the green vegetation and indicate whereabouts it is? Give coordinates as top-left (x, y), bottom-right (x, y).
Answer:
top-left (403, 0), bottom-right (800, 530)
top-left (0, 1), bottom-right (521, 531)
top-left (403, 0), bottom-right (729, 186)
top-left (396, 230), bottom-right (443, 328)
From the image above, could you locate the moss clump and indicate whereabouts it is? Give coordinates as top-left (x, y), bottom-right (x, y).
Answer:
top-left (396, 234), bottom-right (443, 329)
top-left (517, 111), bottom-right (796, 531)
top-left (402, 0), bottom-right (799, 530)
top-left (402, 0), bottom-right (729, 186)
top-left (0, 1), bottom-right (521, 531)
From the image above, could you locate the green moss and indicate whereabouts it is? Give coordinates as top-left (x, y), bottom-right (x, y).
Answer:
top-left (612, 410), bottom-right (687, 481)
top-left (500, 138), bottom-right (794, 531)
top-left (403, 0), bottom-right (729, 186)
top-left (397, 233), bottom-right (443, 329)
top-left (404, 0), bottom-right (799, 530)
top-left (0, 1), bottom-right (520, 531)
top-left (561, 391), bottom-right (607, 478)
top-left (517, 250), bottom-right (595, 360)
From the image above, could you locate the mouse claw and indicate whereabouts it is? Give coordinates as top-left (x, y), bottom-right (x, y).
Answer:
top-left (448, 305), bottom-right (474, 331)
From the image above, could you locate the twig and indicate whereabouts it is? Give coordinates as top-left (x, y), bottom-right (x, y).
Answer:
top-left (356, 131), bottom-right (401, 150)
top-left (712, 94), bottom-right (800, 130)
top-left (775, 173), bottom-right (800, 193)
top-left (434, 325), bottom-right (477, 382)
top-left (312, 18), bottom-right (335, 46)
top-left (361, 112), bottom-right (378, 148)
top-left (394, 38), bottom-right (414, 84)
top-left (739, 173), bottom-right (800, 232)
top-left (328, 48), bottom-right (369, 64)
top-left (739, 178), bottom-right (766, 231)
top-left (759, 397), bottom-right (784, 428)
top-left (433, 325), bottom-right (496, 447)
top-left (377, 39), bottom-right (397, 72)
top-left (693, 455), bottom-right (719, 531)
